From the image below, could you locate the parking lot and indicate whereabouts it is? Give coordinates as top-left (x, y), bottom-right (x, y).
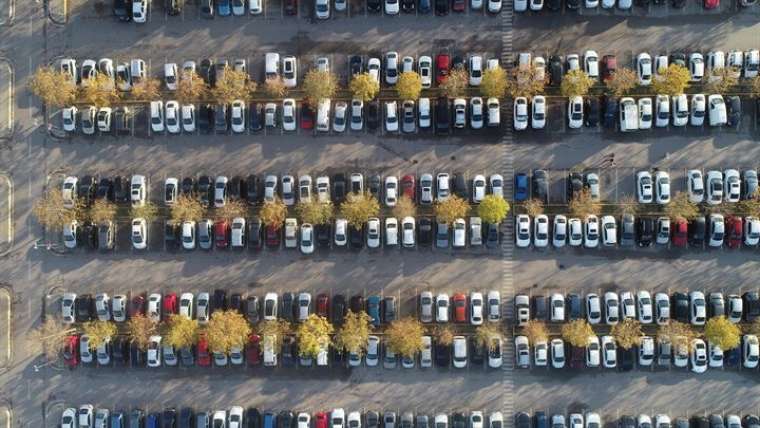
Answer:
top-left (2, 0), bottom-right (760, 426)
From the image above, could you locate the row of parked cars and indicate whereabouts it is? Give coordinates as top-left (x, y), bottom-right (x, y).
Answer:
top-left (514, 213), bottom-right (760, 249)
top-left (513, 290), bottom-right (760, 326)
top-left (61, 289), bottom-right (503, 326)
top-left (515, 413), bottom-right (760, 428)
top-left (65, 407), bottom-right (506, 428)
top-left (515, 332), bottom-right (760, 372)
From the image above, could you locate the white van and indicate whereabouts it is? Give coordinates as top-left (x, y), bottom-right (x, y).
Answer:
top-left (265, 53), bottom-right (280, 80)
top-left (418, 97), bottom-right (431, 128)
top-left (284, 218), bottom-right (298, 248)
top-left (316, 99), bottom-right (331, 132)
top-left (263, 335), bottom-right (277, 367)
top-left (619, 97), bottom-right (638, 132)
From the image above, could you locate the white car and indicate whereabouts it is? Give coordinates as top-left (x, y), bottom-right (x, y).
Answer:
top-left (515, 294), bottom-right (530, 326)
top-left (470, 292), bottom-right (483, 325)
top-left (436, 293), bottom-right (449, 323)
top-left (487, 97), bottom-right (500, 127)
top-left (584, 214), bottom-right (599, 248)
top-left (638, 97), bottom-right (653, 129)
top-left (600, 215), bottom-right (616, 246)
top-left (637, 53), bottom-right (653, 85)
top-left (690, 291), bottom-right (707, 325)
top-left (131, 218), bottom-right (147, 250)
top-left (453, 98), bottom-right (467, 128)
top-left (671, 94), bottom-right (688, 127)
top-left (655, 95), bottom-right (669, 127)
top-left (637, 291), bottom-right (653, 323)
top-left (550, 293), bottom-right (565, 322)
top-left (452, 218), bottom-right (466, 248)
top-left (61, 408), bottom-right (78, 428)
top-left (164, 101), bottom-right (180, 134)
top-left (62, 293), bottom-right (77, 323)
top-left (385, 176), bottom-right (398, 207)
top-left (604, 292), bottom-right (620, 325)
top-left (637, 171), bottom-right (653, 203)
top-left (63, 220), bottom-right (78, 249)
top-left (586, 336), bottom-right (600, 367)
top-left (385, 101), bottom-right (398, 132)
top-left (690, 339), bottom-right (708, 373)
top-left (147, 335), bottom-right (162, 367)
top-left (419, 56), bottom-right (433, 88)
top-left (690, 94), bottom-right (706, 126)
top-left (534, 340), bottom-right (548, 367)
top-left (687, 169), bottom-right (704, 203)
top-left (401, 216), bottom-right (415, 248)
top-left (62, 106), bottom-right (77, 132)
top-left (552, 215), bottom-right (567, 248)
top-left (452, 336), bottom-right (467, 368)
top-left (385, 52), bottom-right (399, 84)
top-left (366, 218), bottom-right (381, 249)
top-left (197, 292), bottom-right (210, 323)
top-left (367, 58), bottom-right (381, 84)
top-left (282, 98), bottom-right (297, 132)
top-left (532, 96), bottom-right (546, 129)
top-left (488, 0), bottom-right (502, 12)
top-left (550, 338), bottom-right (565, 369)
top-left (568, 217), bottom-right (583, 247)
top-left (469, 56), bottom-right (483, 86)
top-left (724, 169), bottom-right (741, 203)
top-left (385, 217), bottom-right (398, 247)
top-left (181, 104), bottom-right (195, 133)
top-left (708, 214), bottom-right (724, 248)
top-left (470, 97), bottom-right (484, 130)
top-left (709, 341), bottom-right (723, 368)
top-left (690, 53), bottom-right (705, 81)
top-left (584, 50), bottom-right (599, 79)
top-left (230, 100), bottom-right (246, 133)
top-left (534, 215), bottom-right (549, 248)
top-left (654, 171), bottom-right (670, 204)
top-left (601, 335), bottom-right (616, 368)
top-left (745, 217), bottom-right (760, 246)
top-left (472, 175), bottom-right (486, 203)
top-left (488, 291), bottom-right (501, 322)
top-left (620, 292), bottom-right (635, 319)
top-left (333, 101), bottom-right (347, 133)
top-left (568, 96), bottom-right (583, 129)
top-left (586, 294), bottom-right (601, 324)
top-left (708, 94), bottom-right (727, 127)
top-left (385, 0), bottom-right (399, 13)
top-left (515, 214), bottom-right (531, 248)
top-left (743, 335), bottom-right (759, 368)
top-left (179, 293), bottom-right (194, 319)
top-left (315, 0), bottom-right (330, 18)
top-left (513, 97), bottom-right (528, 131)
top-left (706, 170), bottom-right (723, 205)
top-left (132, 0), bottom-right (147, 22)
top-left (164, 63), bottom-right (178, 90)
top-left (300, 223), bottom-right (315, 254)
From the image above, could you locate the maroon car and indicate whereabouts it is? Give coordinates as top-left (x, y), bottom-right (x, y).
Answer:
top-left (129, 293), bottom-right (146, 317)
top-left (401, 174), bottom-right (416, 201)
top-left (301, 103), bottom-right (315, 130)
top-left (451, 0), bottom-right (465, 12)
top-left (246, 334), bottom-right (261, 366)
top-left (265, 224), bottom-right (281, 248)
top-left (316, 294), bottom-right (330, 318)
top-left (63, 334), bottom-right (79, 368)
top-left (214, 220), bottom-right (230, 249)
top-left (726, 216), bottom-right (743, 249)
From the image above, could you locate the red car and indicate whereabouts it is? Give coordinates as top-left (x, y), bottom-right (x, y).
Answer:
top-left (301, 103), bottom-right (315, 130)
top-left (435, 54), bottom-right (450, 85)
top-left (704, 0), bottom-right (718, 8)
top-left (316, 294), bottom-right (330, 318)
top-left (214, 220), bottom-right (230, 249)
top-left (401, 174), bottom-right (416, 201)
top-left (129, 293), bottom-right (146, 317)
top-left (601, 55), bottom-right (617, 82)
top-left (265, 225), bottom-right (281, 248)
top-left (452, 293), bottom-right (467, 323)
top-left (671, 218), bottom-right (688, 248)
top-left (246, 334), bottom-right (261, 366)
top-left (163, 293), bottom-right (178, 314)
top-left (726, 216), bottom-right (743, 249)
top-left (451, 0), bottom-right (465, 11)
top-left (63, 334), bottom-right (79, 368)
top-left (315, 413), bottom-right (329, 428)
top-left (197, 337), bottom-right (211, 367)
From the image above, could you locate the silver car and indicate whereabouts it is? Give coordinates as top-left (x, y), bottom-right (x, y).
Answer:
top-left (402, 100), bottom-right (416, 133)
top-left (420, 291), bottom-right (433, 323)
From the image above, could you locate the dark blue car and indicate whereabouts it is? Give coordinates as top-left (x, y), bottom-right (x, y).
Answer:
top-left (367, 295), bottom-right (381, 327)
top-left (147, 413), bottom-right (160, 428)
top-left (217, 0), bottom-right (231, 15)
top-left (514, 173), bottom-right (528, 202)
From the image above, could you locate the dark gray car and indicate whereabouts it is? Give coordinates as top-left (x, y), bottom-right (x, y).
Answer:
top-left (620, 214), bottom-right (635, 247)
top-left (98, 221), bottom-right (115, 251)
top-left (383, 296), bottom-right (397, 323)
top-left (401, 413), bottom-right (414, 428)
top-left (198, 220), bottom-right (213, 250)
top-left (196, 411), bottom-right (210, 428)
top-left (402, 101), bottom-right (416, 133)
top-left (743, 170), bottom-right (758, 199)
top-left (436, 222), bottom-right (449, 248)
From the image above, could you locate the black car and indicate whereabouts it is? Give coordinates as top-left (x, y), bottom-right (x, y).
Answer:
top-left (180, 177), bottom-right (194, 196)
top-left (566, 0), bottom-right (579, 7)
top-left (709, 415), bottom-right (724, 428)
top-left (247, 408), bottom-right (261, 428)
top-left (332, 173), bottom-right (347, 203)
top-left (282, 292), bottom-right (295, 321)
top-left (246, 175), bottom-right (261, 204)
top-left (179, 346), bottom-right (194, 367)
top-left (470, 336), bottom-right (485, 365)
top-left (383, 297), bottom-right (397, 323)
top-left (515, 413), bottom-right (531, 428)
top-left (534, 412), bottom-right (547, 428)
top-left (162, 409), bottom-right (177, 428)
top-left (452, 413), bottom-right (466, 428)
top-left (96, 178), bottom-right (113, 201)
top-left (618, 347), bottom-right (634, 371)
top-left (532, 169), bottom-right (548, 203)
top-left (367, 101), bottom-right (380, 131)
top-left (367, 0), bottom-right (381, 11)
top-left (316, 224), bottom-right (330, 248)
top-left (249, 103), bottom-right (263, 131)
top-left (688, 216), bottom-right (706, 247)
top-left (366, 412), bottom-right (380, 428)
top-left (212, 289), bottom-right (228, 313)
top-left (435, 97), bottom-right (450, 133)
top-left (532, 295), bottom-right (547, 320)
top-left (230, 293), bottom-right (243, 313)
top-left (113, 176), bottom-right (129, 203)
top-left (76, 294), bottom-right (93, 321)
top-left (620, 416), bottom-right (636, 428)
top-left (349, 227), bottom-right (364, 250)
top-left (756, 98), bottom-right (760, 129)
top-left (434, 0), bottom-right (448, 13)
top-left (179, 408), bottom-right (194, 428)
top-left (368, 175), bottom-right (382, 200)
top-left (727, 95), bottom-right (741, 128)
top-left (249, 218), bottom-right (262, 249)
top-left (165, 222), bottom-right (179, 251)
top-left (418, 218), bottom-right (433, 246)
top-left (637, 217), bottom-right (654, 247)
top-left (349, 56), bottom-right (363, 76)
top-left (566, 293), bottom-right (582, 320)
top-left (603, 96), bottom-right (618, 129)
top-left (691, 417), bottom-right (709, 428)
top-left (113, 0), bottom-right (132, 20)
top-left (742, 416), bottom-right (760, 428)
top-left (419, 0), bottom-right (431, 12)
top-left (78, 175), bottom-right (96, 207)
top-left (435, 343), bottom-right (450, 367)
top-left (214, 104), bottom-right (228, 133)
top-left (671, 292), bottom-right (689, 322)
top-left (585, 97), bottom-right (600, 127)
top-left (281, 336), bottom-right (296, 367)
top-left (401, 0), bottom-right (415, 11)
top-left (332, 294), bottom-right (347, 325)
top-left (114, 107), bottom-right (131, 135)
top-left (669, 53), bottom-right (687, 67)
top-left (277, 411), bottom-right (294, 428)
top-left (350, 295), bottom-right (364, 314)
top-left (245, 295), bottom-right (260, 323)
top-left (198, 104), bottom-right (212, 132)
top-left (452, 172), bottom-right (467, 199)
top-left (198, 175), bottom-right (212, 206)
top-left (548, 55), bottom-right (563, 85)
top-left (199, 59), bottom-right (214, 84)
top-left (200, 0), bottom-right (214, 16)
top-left (112, 336), bottom-right (128, 365)
top-left (485, 223), bottom-right (499, 248)
top-left (567, 172), bottom-right (583, 201)
top-left (670, 0), bottom-right (685, 7)
top-left (743, 292), bottom-right (760, 322)
top-left (130, 341), bottom-right (144, 367)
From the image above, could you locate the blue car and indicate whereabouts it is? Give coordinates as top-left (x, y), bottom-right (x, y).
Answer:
top-left (367, 296), bottom-right (381, 327)
top-left (217, 0), bottom-right (231, 15)
top-left (514, 173), bottom-right (528, 202)
top-left (147, 413), bottom-right (160, 428)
